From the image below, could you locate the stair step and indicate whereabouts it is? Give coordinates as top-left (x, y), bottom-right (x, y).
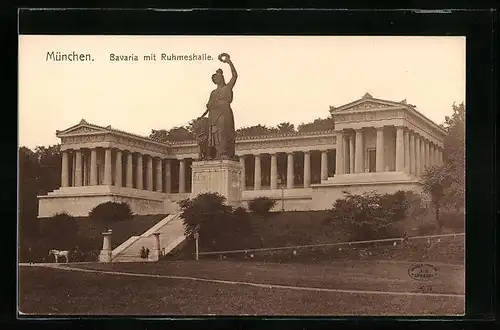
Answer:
top-left (110, 212), bottom-right (186, 262)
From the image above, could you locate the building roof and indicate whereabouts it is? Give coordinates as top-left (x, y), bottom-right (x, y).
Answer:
top-left (329, 93), bottom-right (447, 135)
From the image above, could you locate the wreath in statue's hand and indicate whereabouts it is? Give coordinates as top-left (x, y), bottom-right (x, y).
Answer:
top-left (218, 53), bottom-right (230, 63)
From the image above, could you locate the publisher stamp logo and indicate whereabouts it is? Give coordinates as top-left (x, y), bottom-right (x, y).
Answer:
top-left (408, 263), bottom-right (439, 281)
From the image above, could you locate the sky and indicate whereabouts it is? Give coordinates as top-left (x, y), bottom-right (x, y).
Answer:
top-left (19, 35), bottom-right (465, 149)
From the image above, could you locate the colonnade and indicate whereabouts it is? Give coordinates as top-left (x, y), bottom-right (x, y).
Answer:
top-left (238, 150), bottom-right (333, 190)
top-left (60, 127), bottom-right (444, 193)
top-left (60, 147), bottom-right (192, 193)
top-left (335, 126), bottom-right (443, 176)
top-left (61, 148), bottom-right (335, 192)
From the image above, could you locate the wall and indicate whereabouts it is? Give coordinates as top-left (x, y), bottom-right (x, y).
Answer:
top-left (163, 193), bottom-right (190, 214)
top-left (241, 188), bottom-right (312, 211)
top-left (310, 181), bottom-right (422, 210)
top-left (38, 186), bottom-right (167, 218)
top-left (38, 194), bottom-right (165, 218)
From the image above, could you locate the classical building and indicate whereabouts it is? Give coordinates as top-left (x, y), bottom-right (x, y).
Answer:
top-left (38, 93), bottom-right (446, 218)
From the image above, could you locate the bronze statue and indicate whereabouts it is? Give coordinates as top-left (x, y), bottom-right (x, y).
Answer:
top-left (192, 116), bottom-right (210, 160)
top-left (200, 53), bottom-right (238, 160)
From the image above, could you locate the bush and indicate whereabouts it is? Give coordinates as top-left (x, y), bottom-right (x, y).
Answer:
top-left (417, 222), bottom-right (437, 236)
top-left (179, 192), bottom-right (233, 238)
top-left (325, 190), bottom-right (415, 241)
top-left (439, 212), bottom-right (465, 231)
top-left (179, 193), bottom-right (258, 251)
top-left (248, 197), bottom-right (277, 215)
top-left (89, 202), bottom-right (133, 223)
top-left (233, 206), bottom-right (248, 219)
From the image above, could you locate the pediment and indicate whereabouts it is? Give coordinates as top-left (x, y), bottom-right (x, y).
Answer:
top-left (57, 124), bottom-right (107, 136)
top-left (331, 99), bottom-right (401, 113)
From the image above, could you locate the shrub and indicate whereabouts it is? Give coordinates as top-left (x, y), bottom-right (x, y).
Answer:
top-left (233, 206), bottom-right (248, 219)
top-left (439, 212), bottom-right (465, 231)
top-left (248, 197), bottom-right (277, 215)
top-left (417, 222), bottom-right (437, 236)
top-left (89, 202), bottom-right (133, 223)
top-left (179, 193), bottom-right (258, 251)
top-left (179, 192), bottom-right (233, 238)
top-left (326, 190), bottom-right (414, 241)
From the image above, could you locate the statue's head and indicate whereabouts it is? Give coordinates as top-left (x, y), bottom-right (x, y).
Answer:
top-left (212, 69), bottom-right (225, 86)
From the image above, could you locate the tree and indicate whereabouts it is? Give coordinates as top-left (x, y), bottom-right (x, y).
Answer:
top-left (19, 147), bottom-right (40, 238)
top-left (179, 193), bottom-right (256, 250)
top-left (420, 102), bottom-right (465, 224)
top-left (89, 202), bottom-right (133, 223)
top-left (34, 144), bottom-right (61, 195)
top-left (276, 122), bottom-right (296, 134)
top-left (442, 102), bottom-right (465, 210)
top-left (19, 144), bottom-right (62, 239)
top-left (149, 129), bottom-right (169, 142)
top-left (168, 126), bottom-right (195, 141)
top-left (149, 126), bottom-right (195, 142)
top-left (236, 124), bottom-right (277, 137)
top-left (179, 193), bottom-right (233, 238)
top-left (420, 165), bottom-right (453, 232)
top-left (248, 197), bottom-right (277, 215)
top-left (40, 212), bottom-right (78, 249)
top-left (297, 117), bottom-right (334, 133)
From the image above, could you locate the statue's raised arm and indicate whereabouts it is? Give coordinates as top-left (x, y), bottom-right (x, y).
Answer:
top-left (218, 53), bottom-right (237, 89)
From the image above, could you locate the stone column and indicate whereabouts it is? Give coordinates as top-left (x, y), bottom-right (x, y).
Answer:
top-left (321, 150), bottom-right (328, 180)
top-left (75, 150), bottom-right (83, 186)
top-left (420, 139), bottom-right (426, 173)
top-left (239, 155), bottom-right (246, 190)
top-left (103, 148), bottom-right (112, 185)
top-left (126, 152), bottom-right (133, 188)
top-left (424, 140), bottom-right (430, 169)
top-left (83, 152), bottom-right (88, 186)
top-left (90, 148), bottom-right (98, 185)
top-left (404, 129), bottom-right (410, 173)
top-left (421, 139), bottom-right (426, 169)
top-left (254, 154), bottom-right (261, 190)
top-left (99, 230), bottom-right (112, 263)
top-left (270, 153), bottom-right (278, 190)
top-left (61, 150), bottom-right (69, 187)
top-left (153, 232), bottom-right (161, 261)
top-left (429, 144), bottom-right (435, 166)
top-left (348, 136), bottom-right (355, 174)
top-left (147, 155), bottom-right (154, 191)
top-left (439, 148), bottom-right (443, 165)
top-left (395, 126), bottom-right (405, 171)
top-left (179, 159), bottom-right (186, 193)
top-left (72, 152), bottom-right (76, 186)
top-left (415, 135), bottom-right (421, 176)
top-left (303, 151), bottom-right (311, 188)
top-left (136, 154), bottom-right (143, 190)
top-left (115, 150), bottom-right (123, 187)
top-left (335, 131), bottom-right (344, 175)
top-left (343, 135), bottom-right (350, 173)
top-left (164, 159), bottom-right (172, 193)
top-left (376, 127), bottom-right (385, 172)
top-left (286, 153), bottom-right (294, 189)
top-left (409, 133), bottom-right (416, 175)
top-left (155, 158), bottom-right (163, 192)
top-left (354, 129), bottom-right (364, 173)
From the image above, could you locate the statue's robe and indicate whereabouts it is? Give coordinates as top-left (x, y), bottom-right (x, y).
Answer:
top-left (207, 85), bottom-right (236, 159)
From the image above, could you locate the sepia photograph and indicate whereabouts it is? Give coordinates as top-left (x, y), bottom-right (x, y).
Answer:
top-left (18, 35), bottom-right (465, 316)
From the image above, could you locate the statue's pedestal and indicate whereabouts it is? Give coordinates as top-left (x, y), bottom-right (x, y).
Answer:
top-left (191, 160), bottom-right (243, 206)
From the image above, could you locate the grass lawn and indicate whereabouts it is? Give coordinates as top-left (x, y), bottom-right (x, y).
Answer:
top-left (19, 260), bottom-right (464, 316)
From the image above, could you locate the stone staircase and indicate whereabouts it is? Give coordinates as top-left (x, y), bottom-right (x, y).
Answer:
top-left (111, 212), bottom-right (185, 262)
